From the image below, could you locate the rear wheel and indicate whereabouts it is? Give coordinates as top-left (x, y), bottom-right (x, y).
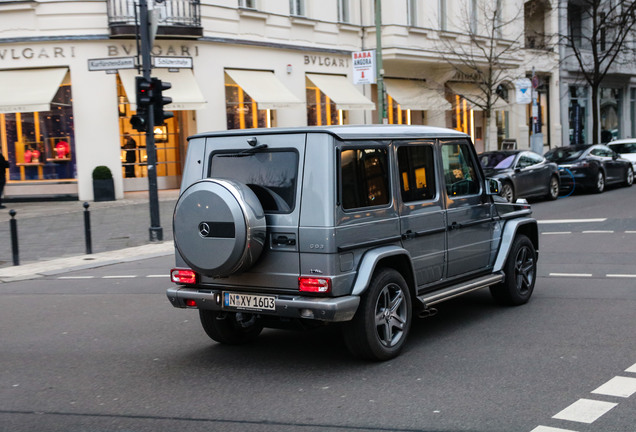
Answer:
top-left (624, 166), bottom-right (634, 187)
top-left (547, 176), bottom-right (559, 200)
top-left (199, 310), bottom-right (263, 345)
top-left (593, 171), bottom-right (605, 193)
top-left (343, 268), bottom-right (412, 361)
top-left (501, 182), bottom-right (515, 203)
top-left (490, 235), bottom-right (536, 306)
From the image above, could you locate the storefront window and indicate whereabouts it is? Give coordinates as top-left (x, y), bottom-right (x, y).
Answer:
top-left (1, 78), bottom-right (75, 182)
top-left (306, 85), bottom-right (346, 126)
top-left (526, 79), bottom-right (550, 147)
top-left (117, 76), bottom-right (181, 180)
top-left (631, 88), bottom-right (636, 138)
top-left (569, 86), bottom-right (587, 145)
top-left (496, 110), bottom-right (509, 148)
top-left (387, 95), bottom-right (410, 125)
top-left (225, 81), bottom-right (271, 130)
top-left (600, 87), bottom-right (621, 143)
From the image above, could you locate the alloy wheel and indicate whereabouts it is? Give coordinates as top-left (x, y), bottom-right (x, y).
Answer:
top-left (374, 283), bottom-right (408, 348)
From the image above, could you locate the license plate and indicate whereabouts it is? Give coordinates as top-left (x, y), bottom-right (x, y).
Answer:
top-left (223, 292), bottom-right (276, 311)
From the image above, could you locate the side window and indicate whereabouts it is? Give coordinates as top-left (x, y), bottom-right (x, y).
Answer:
top-left (441, 142), bottom-right (480, 197)
top-left (397, 145), bottom-right (436, 202)
top-left (518, 153), bottom-right (541, 169)
top-left (340, 147), bottom-right (390, 210)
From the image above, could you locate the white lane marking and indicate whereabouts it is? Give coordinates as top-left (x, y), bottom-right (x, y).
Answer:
top-left (591, 376), bottom-right (636, 398)
top-left (102, 275), bottom-right (136, 279)
top-left (625, 231), bottom-right (636, 234)
top-left (549, 273), bottom-right (592, 278)
top-left (538, 218), bottom-right (607, 224)
top-left (626, 363), bottom-right (636, 374)
top-left (530, 427), bottom-right (578, 432)
top-left (146, 274), bottom-right (168, 278)
top-left (552, 399), bottom-right (617, 424)
top-left (582, 230), bottom-right (614, 234)
top-left (57, 276), bottom-right (95, 279)
top-left (606, 274), bottom-right (636, 278)
top-left (542, 232), bottom-right (572, 235)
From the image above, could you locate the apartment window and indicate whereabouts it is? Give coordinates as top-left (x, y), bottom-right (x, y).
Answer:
top-left (568, 3), bottom-right (582, 48)
top-left (238, 0), bottom-right (256, 8)
top-left (495, 0), bottom-right (502, 38)
top-left (439, 0), bottom-right (447, 30)
top-left (407, 0), bottom-right (418, 26)
top-left (338, 0), bottom-right (350, 22)
top-left (290, 0), bottom-right (305, 16)
top-left (469, 0), bottom-right (478, 34)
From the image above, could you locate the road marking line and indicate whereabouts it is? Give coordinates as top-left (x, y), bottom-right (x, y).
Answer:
top-left (626, 231), bottom-right (636, 234)
top-left (549, 273), bottom-right (592, 278)
top-left (530, 427), bottom-right (578, 432)
top-left (538, 218), bottom-right (607, 224)
top-left (552, 399), bottom-right (617, 424)
top-left (146, 274), bottom-right (168, 278)
top-left (102, 275), bottom-right (136, 279)
top-left (57, 276), bottom-right (95, 279)
top-left (591, 376), bottom-right (636, 398)
top-left (626, 363), bottom-right (636, 374)
top-left (582, 230), bottom-right (614, 234)
top-left (542, 232), bottom-right (572, 235)
top-left (606, 274), bottom-right (636, 278)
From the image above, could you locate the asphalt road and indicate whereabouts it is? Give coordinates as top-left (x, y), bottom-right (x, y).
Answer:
top-left (2, 185), bottom-right (636, 432)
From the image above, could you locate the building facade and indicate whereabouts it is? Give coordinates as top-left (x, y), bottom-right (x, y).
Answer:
top-left (0, 0), bottom-right (562, 201)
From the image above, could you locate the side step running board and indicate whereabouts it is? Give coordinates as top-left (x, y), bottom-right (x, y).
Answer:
top-left (417, 272), bottom-right (504, 309)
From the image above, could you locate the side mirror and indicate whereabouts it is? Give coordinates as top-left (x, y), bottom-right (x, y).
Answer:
top-left (486, 178), bottom-right (501, 195)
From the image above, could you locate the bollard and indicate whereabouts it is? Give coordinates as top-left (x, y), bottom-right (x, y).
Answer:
top-left (9, 209), bottom-right (19, 266)
top-left (83, 202), bottom-right (92, 254)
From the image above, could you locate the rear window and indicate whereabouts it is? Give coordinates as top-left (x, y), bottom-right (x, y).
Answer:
top-left (210, 150), bottom-right (298, 213)
top-left (609, 143), bottom-right (636, 154)
top-left (545, 148), bottom-right (586, 162)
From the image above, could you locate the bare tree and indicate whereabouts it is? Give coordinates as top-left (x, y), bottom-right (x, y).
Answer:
top-left (435, 0), bottom-right (524, 151)
top-left (560, 0), bottom-right (636, 143)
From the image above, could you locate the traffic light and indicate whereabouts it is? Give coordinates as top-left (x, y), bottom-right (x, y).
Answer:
top-left (130, 76), bottom-right (152, 132)
top-left (151, 77), bottom-right (174, 126)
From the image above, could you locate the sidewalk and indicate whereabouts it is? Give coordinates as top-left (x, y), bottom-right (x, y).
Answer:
top-left (0, 189), bottom-right (179, 282)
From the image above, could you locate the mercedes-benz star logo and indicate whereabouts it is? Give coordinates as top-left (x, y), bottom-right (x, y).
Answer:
top-left (198, 222), bottom-right (211, 238)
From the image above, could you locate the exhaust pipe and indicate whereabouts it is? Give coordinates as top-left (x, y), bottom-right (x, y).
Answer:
top-left (418, 307), bottom-right (438, 318)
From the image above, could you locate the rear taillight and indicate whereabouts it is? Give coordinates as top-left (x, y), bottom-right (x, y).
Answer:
top-left (299, 277), bottom-right (331, 293)
top-left (171, 268), bottom-right (198, 285)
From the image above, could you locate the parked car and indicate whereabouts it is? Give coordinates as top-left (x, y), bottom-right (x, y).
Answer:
top-left (544, 144), bottom-right (634, 193)
top-left (608, 139), bottom-right (636, 171)
top-left (479, 150), bottom-right (560, 202)
top-left (167, 125), bottom-right (539, 361)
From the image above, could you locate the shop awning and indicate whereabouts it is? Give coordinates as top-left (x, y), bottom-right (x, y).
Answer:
top-left (225, 69), bottom-right (303, 110)
top-left (384, 79), bottom-right (451, 111)
top-left (448, 83), bottom-right (510, 110)
top-left (119, 69), bottom-right (207, 111)
top-left (0, 68), bottom-right (68, 114)
top-left (306, 73), bottom-right (375, 111)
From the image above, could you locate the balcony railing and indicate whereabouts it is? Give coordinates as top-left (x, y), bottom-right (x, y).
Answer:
top-left (108, 0), bottom-right (202, 38)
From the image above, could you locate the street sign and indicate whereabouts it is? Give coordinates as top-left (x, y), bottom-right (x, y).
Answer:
top-left (152, 56), bottom-right (193, 69)
top-left (515, 78), bottom-right (532, 104)
top-left (352, 50), bottom-right (376, 85)
top-left (88, 57), bottom-right (136, 71)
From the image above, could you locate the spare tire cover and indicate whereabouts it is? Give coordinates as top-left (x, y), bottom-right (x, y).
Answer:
top-left (173, 179), bottom-right (266, 277)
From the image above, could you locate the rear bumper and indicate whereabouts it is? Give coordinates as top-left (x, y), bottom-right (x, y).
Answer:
top-left (166, 287), bottom-right (360, 322)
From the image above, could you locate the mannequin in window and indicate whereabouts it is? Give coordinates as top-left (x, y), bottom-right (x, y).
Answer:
top-left (122, 134), bottom-right (137, 178)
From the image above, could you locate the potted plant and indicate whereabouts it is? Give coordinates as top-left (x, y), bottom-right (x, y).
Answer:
top-left (92, 165), bottom-right (115, 201)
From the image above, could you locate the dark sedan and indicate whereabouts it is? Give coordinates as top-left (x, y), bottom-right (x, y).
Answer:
top-left (479, 150), bottom-right (560, 202)
top-left (544, 144), bottom-right (633, 194)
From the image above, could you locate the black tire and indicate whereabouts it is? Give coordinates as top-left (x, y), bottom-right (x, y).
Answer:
top-left (490, 235), bottom-right (536, 306)
top-left (624, 166), bottom-right (634, 187)
top-left (199, 310), bottom-right (263, 345)
top-left (546, 175), bottom-right (559, 200)
top-left (593, 171), bottom-right (605, 193)
top-left (343, 268), bottom-right (412, 361)
top-left (501, 182), bottom-right (515, 203)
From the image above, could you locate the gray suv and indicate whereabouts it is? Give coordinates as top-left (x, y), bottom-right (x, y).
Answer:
top-left (167, 125), bottom-right (538, 360)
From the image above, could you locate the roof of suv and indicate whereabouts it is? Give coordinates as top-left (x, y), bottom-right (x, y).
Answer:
top-left (189, 125), bottom-right (469, 141)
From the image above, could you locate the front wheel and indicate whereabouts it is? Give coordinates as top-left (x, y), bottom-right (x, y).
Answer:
top-left (490, 235), bottom-right (537, 306)
top-left (343, 268), bottom-right (412, 361)
top-left (624, 166), bottom-right (634, 187)
top-left (199, 310), bottom-right (263, 345)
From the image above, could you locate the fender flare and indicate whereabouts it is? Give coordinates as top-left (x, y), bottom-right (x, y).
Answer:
top-left (351, 246), bottom-right (415, 296)
top-left (493, 217), bottom-right (538, 272)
